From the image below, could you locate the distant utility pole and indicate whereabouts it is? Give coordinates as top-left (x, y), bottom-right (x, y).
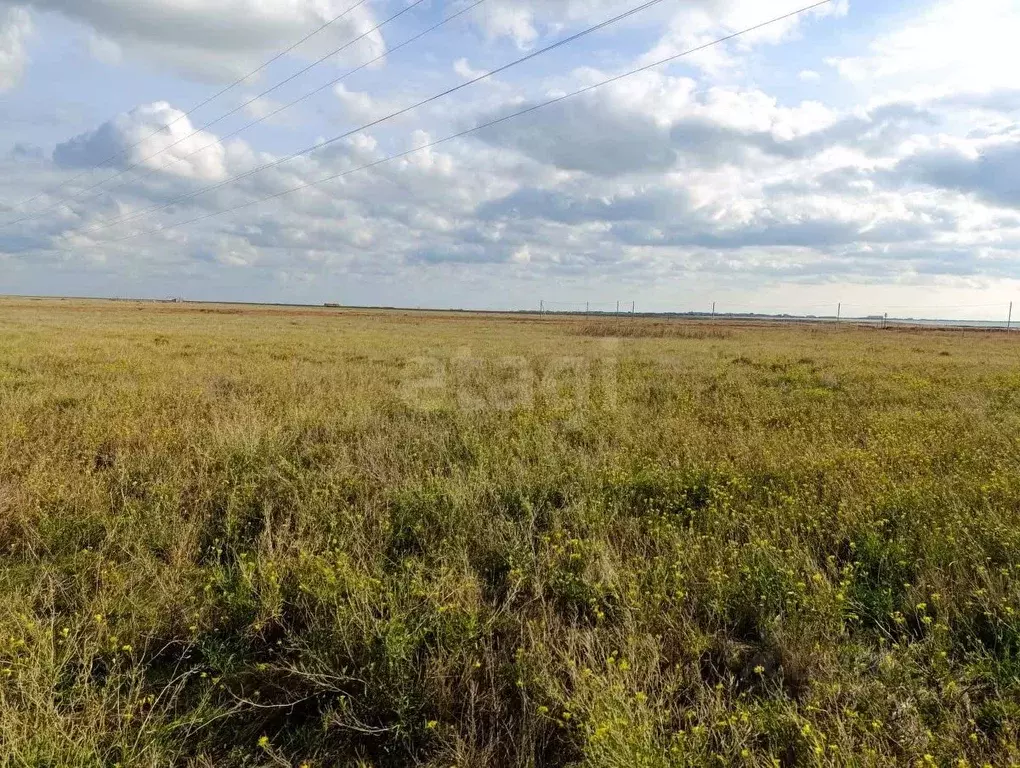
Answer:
top-left (616, 300), bottom-right (620, 316)
top-left (540, 300), bottom-right (544, 315)
top-left (585, 301), bottom-right (589, 316)
top-left (837, 303), bottom-right (841, 323)
top-left (712, 302), bottom-right (716, 317)
top-left (631, 301), bottom-right (635, 314)
top-left (883, 312), bottom-right (887, 330)
top-left (1009, 301), bottom-right (1013, 331)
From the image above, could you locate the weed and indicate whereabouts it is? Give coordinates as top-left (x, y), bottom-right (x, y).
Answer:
top-left (2, 299), bottom-right (1020, 766)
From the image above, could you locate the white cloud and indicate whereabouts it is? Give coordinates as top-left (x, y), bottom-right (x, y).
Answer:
top-left (470, 0), bottom-right (847, 71)
top-left (53, 101), bottom-right (233, 181)
top-left (12, 0), bottom-right (384, 82)
top-left (828, 0), bottom-right (1020, 98)
top-left (798, 69), bottom-right (820, 82)
top-left (240, 94), bottom-right (291, 123)
top-left (206, 235), bottom-right (259, 267)
top-left (7, 0), bottom-right (1020, 313)
top-left (453, 57), bottom-right (486, 80)
top-left (475, 70), bottom-right (858, 176)
top-left (13, 77), bottom-right (1004, 289)
top-left (638, 0), bottom-right (847, 76)
top-left (0, 4), bottom-right (31, 91)
top-left (479, 3), bottom-right (542, 48)
top-left (333, 83), bottom-right (382, 123)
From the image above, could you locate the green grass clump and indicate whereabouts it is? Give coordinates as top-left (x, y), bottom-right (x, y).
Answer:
top-left (2, 299), bottom-right (1020, 766)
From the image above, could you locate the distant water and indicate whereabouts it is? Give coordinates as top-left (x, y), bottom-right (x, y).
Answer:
top-left (878, 318), bottom-right (1011, 329)
top-left (666, 312), bottom-right (1015, 329)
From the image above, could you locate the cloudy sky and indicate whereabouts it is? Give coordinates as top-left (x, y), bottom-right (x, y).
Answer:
top-left (1, 0), bottom-right (1019, 318)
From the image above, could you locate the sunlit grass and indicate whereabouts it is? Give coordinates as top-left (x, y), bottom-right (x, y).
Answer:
top-left (2, 298), bottom-right (1020, 766)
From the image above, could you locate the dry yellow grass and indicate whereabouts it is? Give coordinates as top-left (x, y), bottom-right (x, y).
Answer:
top-left (2, 297), bottom-right (1020, 767)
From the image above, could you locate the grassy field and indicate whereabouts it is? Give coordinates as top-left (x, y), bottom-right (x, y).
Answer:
top-left (2, 298), bottom-right (1020, 767)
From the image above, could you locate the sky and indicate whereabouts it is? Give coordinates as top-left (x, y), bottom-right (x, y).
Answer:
top-left (1, 0), bottom-right (1020, 319)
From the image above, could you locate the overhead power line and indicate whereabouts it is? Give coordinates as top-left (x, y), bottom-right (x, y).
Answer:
top-left (79, 0), bottom-right (835, 248)
top-left (3, 0), bottom-right (419, 230)
top-left (13, 0), bottom-right (488, 233)
top-left (3, 0), bottom-right (372, 216)
top-left (67, 0), bottom-right (672, 240)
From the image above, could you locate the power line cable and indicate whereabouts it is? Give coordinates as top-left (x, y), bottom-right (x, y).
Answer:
top-left (75, 0), bottom-right (834, 247)
top-left (3, 0), bottom-right (420, 230)
top-left (2, 0), bottom-right (372, 215)
top-left (68, 0), bottom-right (672, 239)
top-left (25, 0), bottom-right (488, 233)
top-left (94, 0), bottom-right (834, 245)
